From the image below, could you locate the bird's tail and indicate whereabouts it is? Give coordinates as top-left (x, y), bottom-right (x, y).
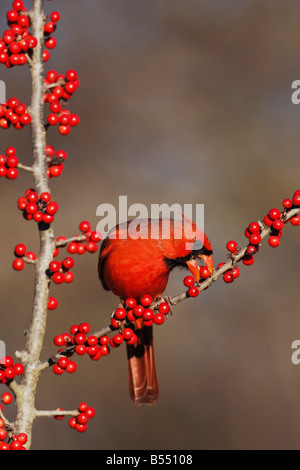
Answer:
top-left (126, 319), bottom-right (159, 405)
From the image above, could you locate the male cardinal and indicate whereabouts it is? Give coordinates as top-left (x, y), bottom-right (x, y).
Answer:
top-left (98, 218), bottom-right (213, 405)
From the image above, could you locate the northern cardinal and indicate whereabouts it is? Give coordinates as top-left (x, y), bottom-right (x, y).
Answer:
top-left (98, 218), bottom-right (213, 405)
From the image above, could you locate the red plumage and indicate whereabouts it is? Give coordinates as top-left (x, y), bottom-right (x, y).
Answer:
top-left (98, 218), bottom-right (213, 405)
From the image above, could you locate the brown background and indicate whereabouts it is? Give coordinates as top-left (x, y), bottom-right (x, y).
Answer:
top-left (0, 0), bottom-right (299, 450)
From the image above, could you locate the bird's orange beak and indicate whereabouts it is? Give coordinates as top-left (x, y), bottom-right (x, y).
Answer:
top-left (186, 254), bottom-right (213, 283)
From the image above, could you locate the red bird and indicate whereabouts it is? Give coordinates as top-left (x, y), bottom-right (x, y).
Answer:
top-left (98, 218), bottom-right (213, 405)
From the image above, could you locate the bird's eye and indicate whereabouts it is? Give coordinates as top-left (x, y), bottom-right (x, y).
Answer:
top-left (193, 239), bottom-right (203, 251)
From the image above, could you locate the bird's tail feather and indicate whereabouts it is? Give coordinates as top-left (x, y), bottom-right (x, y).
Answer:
top-left (126, 320), bottom-right (159, 405)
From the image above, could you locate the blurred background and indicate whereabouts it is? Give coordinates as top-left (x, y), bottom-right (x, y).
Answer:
top-left (0, 0), bottom-right (300, 450)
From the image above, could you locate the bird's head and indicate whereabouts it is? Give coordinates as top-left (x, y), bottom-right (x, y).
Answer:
top-left (163, 217), bottom-right (213, 283)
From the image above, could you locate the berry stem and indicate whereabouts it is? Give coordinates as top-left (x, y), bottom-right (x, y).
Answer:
top-left (17, 163), bottom-right (34, 173)
top-left (35, 409), bottom-right (79, 418)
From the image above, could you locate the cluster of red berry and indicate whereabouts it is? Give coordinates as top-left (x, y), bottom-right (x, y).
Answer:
top-left (17, 188), bottom-right (59, 223)
top-left (0, 419), bottom-right (28, 450)
top-left (0, 1), bottom-right (37, 69)
top-left (220, 189), bottom-right (300, 283)
top-left (0, 356), bottom-right (24, 384)
top-left (43, 11), bottom-right (60, 62)
top-left (68, 402), bottom-right (95, 434)
top-left (48, 257), bottom-right (74, 285)
top-left (12, 243), bottom-right (35, 271)
top-left (46, 223), bottom-right (101, 309)
top-left (45, 69), bottom-right (80, 135)
top-left (0, 98), bottom-right (31, 130)
top-left (113, 295), bottom-right (170, 330)
top-left (53, 323), bottom-right (110, 373)
top-left (58, 222), bottom-right (101, 257)
top-left (46, 145), bottom-right (67, 179)
top-left (183, 266), bottom-right (211, 297)
top-left (0, 147), bottom-right (19, 179)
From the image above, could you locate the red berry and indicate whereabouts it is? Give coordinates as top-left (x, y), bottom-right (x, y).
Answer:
top-left (223, 271), bottom-right (234, 283)
top-left (66, 69), bottom-right (77, 81)
top-left (20, 113), bottom-right (31, 125)
top-left (14, 363), bottom-right (24, 375)
top-left (199, 266), bottom-right (211, 279)
top-left (0, 428), bottom-right (7, 441)
top-left (64, 271), bottom-right (74, 283)
top-left (291, 215), bottom-right (300, 226)
top-left (114, 307), bottom-right (127, 320)
top-left (6, 168), bottom-right (18, 179)
top-left (4, 367), bottom-right (16, 380)
top-left (79, 322), bottom-right (90, 334)
top-left (79, 220), bottom-right (91, 233)
top-left (242, 254), bottom-right (255, 266)
top-left (113, 334), bottom-right (124, 346)
top-left (49, 260), bottom-right (61, 272)
top-left (62, 257), bottom-right (74, 270)
top-left (272, 219), bottom-right (284, 231)
top-left (125, 298), bottom-right (137, 309)
top-left (51, 11), bottom-right (61, 22)
top-left (52, 272), bottom-right (64, 284)
top-left (45, 37), bottom-right (57, 49)
top-left (12, 258), bottom-right (25, 271)
top-left (86, 407), bottom-right (95, 419)
top-left (67, 242), bottom-right (78, 254)
top-left (17, 433), bottom-right (27, 444)
top-left (77, 413), bottom-right (89, 425)
top-left (232, 267), bottom-right (240, 279)
top-left (69, 417), bottom-right (77, 429)
top-left (158, 302), bottom-right (169, 315)
top-left (86, 241), bottom-right (98, 253)
top-left (282, 198), bottom-right (292, 209)
top-left (66, 361), bottom-right (77, 373)
top-left (183, 275), bottom-right (195, 287)
top-left (99, 335), bottom-right (109, 345)
top-left (75, 423), bottom-right (87, 433)
top-left (263, 215), bottom-right (273, 226)
top-left (25, 202), bottom-right (38, 215)
top-left (292, 190), bottom-right (300, 206)
top-left (268, 208), bottom-right (280, 221)
top-left (14, 243), bottom-right (26, 257)
top-left (2, 393), bottom-right (13, 405)
top-left (268, 236), bottom-right (280, 248)
top-left (53, 364), bottom-right (64, 375)
top-left (248, 233), bottom-right (261, 245)
top-left (226, 240), bottom-right (238, 252)
top-left (47, 297), bottom-right (58, 310)
top-left (6, 155), bottom-right (19, 168)
top-left (142, 308), bottom-right (154, 322)
top-left (46, 201), bottom-right (59, 215)
top-left (122, 328), bottom-right (134, 341)
top-left (54, 335), bottom-right (65, 347)
top-left (90, 231), bottom-right (101, 242)
top-left (74, 333), bottom-right (86, 345)
top-left (133, 304), bottom-right (144, 318)
top-left (75, 344), bottom-right (86, 355)
top-left (58, 124), bottom-right (71, 135)
top-left (153, 313), bottom-right (165, 325)
top-left (87, 335), bottom-right (98, 346)
top-left (76, 243), bottom-right (86, 255)
top-left (1, 356), bottom-right (13, 367)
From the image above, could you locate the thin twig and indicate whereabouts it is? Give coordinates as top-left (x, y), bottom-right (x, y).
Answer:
top-left (17, 163), bottom-right (34, 173)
